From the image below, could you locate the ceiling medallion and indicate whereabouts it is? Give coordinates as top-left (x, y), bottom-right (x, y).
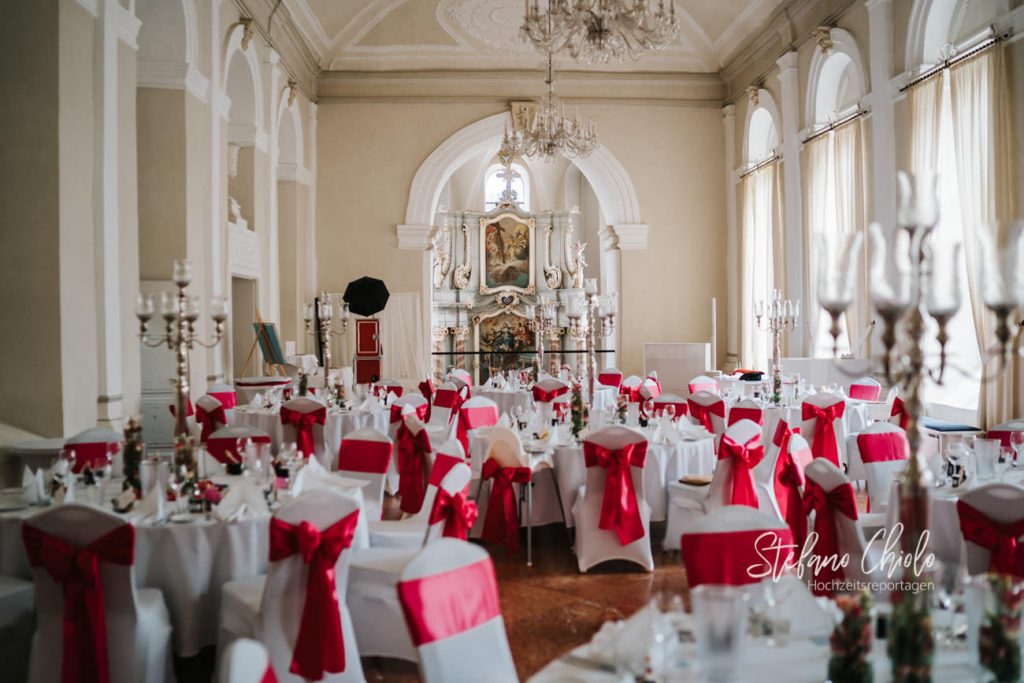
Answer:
top-left (502, 54), bottom-right (598, 161)
top-left (520, 0), bottom-right (680, 64)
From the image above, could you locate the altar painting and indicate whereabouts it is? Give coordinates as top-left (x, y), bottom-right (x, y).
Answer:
top-left (480, 214), bottom-right (534, 293)
top-left (477, 312), bottom-right (535, 377)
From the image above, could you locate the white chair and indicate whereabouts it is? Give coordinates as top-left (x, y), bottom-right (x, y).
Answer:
top-left (195, 394), bottom-right (229, 443)
top-left (957, 483), bottom-right (1024, 577)
top-left (532, 378), bottom-right (570, 423)
top-left (388, 394), bottom-right (429, 439)
top-left (208, 382), bottom-right (239, 411)
top-left (573, 426), bottom-right (654, 572)
top-left (0, 575), bottom-right (34, 682)
top-left (456, 395), bottom-right (500, 455)
top-left (753, 425), bottom-right (813, 545)
top-left (395, 414), bottom-right (434, 516)
top-left (218, 489), bottom-right (365, 683)
top-left (597, 367), bottom-right (623, 389)
top-left (64, 427), bottom-right (124, 474)
top-left (218, 638), bottom-right (276, 683)
top-left (638, 376), bottom-right (662, 401)
top-left (801, 392), bottom-right (848, 469)
top-left (448, 368), bottom-right (472, 389)
top-left (427, 381), bottom-right (460, 443)
top-left (847, 377), bottom-right (882, 402)
top-left (687, 391), bottom-right (726, 438)
top-left (337, 428), bottom-right (392, 521)
top-left (680, 505), bottom-right (793, 587)
top-left (23, 504), bottom-right (173, 683)
top-left (620, 374), bottom-right (643, 399)
top-left (370, 440), bottom-right (466, 549)
top-left (375, 378), bottom-right (404, 399)
top-left (397, 539), bottom-right (517, 683)
top-left (727, 399), bottom-right (764, 427)
top-left (280, 396), bottom-right (330, 468)
top-left (346, 461), bottom-right (473, 663)
top-left (850, 422), bottom-right (909, 519)
top-left (687, 375), bottom-right (720, 396)
top-left (652, 393), bottom-right (688, 420)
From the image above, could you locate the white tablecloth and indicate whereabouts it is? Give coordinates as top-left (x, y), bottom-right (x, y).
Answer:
top-left (2, 438), bottom-right (64, 473)
top-left (474, 388), bottom-right (533, 416)
top-left (234, 407), bottom-right (389, 461)
top-left (0, 474), bottom-right (370, 656)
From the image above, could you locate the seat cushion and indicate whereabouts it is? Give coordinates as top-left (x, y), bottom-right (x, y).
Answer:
top-left (220, 576), bottom-right (266, 641)
top-left (367, 517), bottom-right (428, 549)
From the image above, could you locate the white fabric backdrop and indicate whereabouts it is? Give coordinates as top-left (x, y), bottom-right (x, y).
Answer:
top-left (379, 292), bottom-right (428, 383)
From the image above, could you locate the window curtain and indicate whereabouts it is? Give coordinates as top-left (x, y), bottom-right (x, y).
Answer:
top-left (740, 161), bottom-right (783, 372)
top-left (948, 46), bottom-right (1019, 428)
top-left (378, 292), bottom-right (428, 384)
top-left (802, 119), bottom-right (869, 357)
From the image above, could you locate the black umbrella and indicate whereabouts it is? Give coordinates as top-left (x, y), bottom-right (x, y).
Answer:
top-left (343, 276), bottom-right (390, 316)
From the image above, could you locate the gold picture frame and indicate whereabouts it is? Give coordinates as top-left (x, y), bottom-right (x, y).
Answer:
top-left (479, 213), bottom-right (536, 295)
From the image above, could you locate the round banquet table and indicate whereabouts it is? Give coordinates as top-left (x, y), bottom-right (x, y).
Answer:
top-left (474, 388), bottom-right (533, 416)
top-left (0, 474), bottom-right (370, 656)
top-left (468, 426), bottom-right (716, 526)
top-left (234, 376), bottom-right (292, 403)
top-left (234, 406), bottom-right (389, 460)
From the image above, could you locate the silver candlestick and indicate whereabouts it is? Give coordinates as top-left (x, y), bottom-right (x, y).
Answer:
top-left (755, 289), bottom-right (799, 404)
top-left (304, 291), bottom-right (348, 390)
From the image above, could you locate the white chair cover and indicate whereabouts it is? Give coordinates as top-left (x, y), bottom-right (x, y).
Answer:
top-left (851, 422), bottom-right (908, 514)
top-left (64, 427), bottom-right (124, 474)
top-left (800, 392), bottom-right (848, 469)
top-left (686, 391), bottom-right (727, 438)
top-left (196, 394), bottom-right (230, 442)
top-left (337, 428), bottom-right (392, 521)
top-left (803, 459), bottom-right (876, 586)
top-left (639, 377), bottom-right (662, 400)
top-left (847, 376), bottom-right (882, 402)
top-left (0, 575), bottom-right (33, 683)
top-left (727, 399), bottom-right (764, 427)
top-left (572, 426), bottom-right (654, 572)
top-left (597, 367), bottom-right (623, 389)
top-left (280, 396), bottom-right (330, 468)
top-left (687, 375), bottom-right (720, 396)
top-left (218, 638), bottom-right (276, 683)
top-left (24, 505), bottom-right (172, 683)
top-left (397, 539), bottom-right (517, 683)
top-left (957, 483), bottom-right (1024, 576)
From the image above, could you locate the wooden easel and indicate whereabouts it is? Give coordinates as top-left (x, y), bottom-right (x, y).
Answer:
top-left (240, 310), bottom-right (286, 377)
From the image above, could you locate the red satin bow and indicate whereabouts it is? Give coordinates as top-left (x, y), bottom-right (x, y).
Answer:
top-left (957, 501), bottom-right (1024, 578)
top-left (890, 397), bottom-right (909, 430)
top-left (532, 384), bottom-right (568, 403)
top-left (584, 440), bottom-right (648, 545)
top-left (390, 402), bottom-right (428, 424)
top-left (688, 399), bottom-right (725, 433)
top-left (396, 422), bottom-right (432, 514)
top-left (280, 406), bottom-right (326, 458)
top-left (269, 510), bottom-right (359, 680)
top-left (802, 401), bottom-right (845, 467)
top-left (418, 379), bottom-right (434, 421)
top-left (718, 433), bottom-right (764, 508)
top-left (260, 664), bottom-right (278, 683)
top-left (802, 481), bottom-right (859, 594)
top-left (195, 404), bottom-right (227, 443)
top-left (429, 488), bottom-right (478, 540)
top-left (433, 390), bottom-right (464, 422)
top-left (772, 423), bottom-right (807, 548)
top-left (22, 523), bottom-right (135, 683)
top-left (619, 385), bottom-right (641, 402)
top-left (480, 459), bottom-right (531, 554)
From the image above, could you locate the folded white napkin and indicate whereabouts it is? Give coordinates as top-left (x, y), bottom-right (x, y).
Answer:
top-left (21, 468), bottom-right (46, 505)
top-left (498, 412), bottom-right (512, 429)
top-left (132, 484), bottom-right (165, 522)
top-left (357, 396), bottom-right (378, 413)
top-left (290, 456), bottom-right (346, 495)
top-left (652, 417), bottom-right (682, 445)
top-left (212, 478), bottom-right (268, 521)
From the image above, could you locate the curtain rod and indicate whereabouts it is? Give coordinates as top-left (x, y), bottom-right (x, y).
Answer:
top-left (738, 154), bottom-right (780, 180)
top-left (801, 108), bottom-right (867, 144)
top-left (899, 32), bottom-right (1009, 93)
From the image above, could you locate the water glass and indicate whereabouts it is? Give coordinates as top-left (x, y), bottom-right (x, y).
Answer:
top-left (692, 585), bottom-right (749, 683)
top-left (140, 457), bottom-right (166, 495)
top-left (973, 438), bottom-right (1000, 481)
top-left (1011, 431), bottom-right (1023, 466)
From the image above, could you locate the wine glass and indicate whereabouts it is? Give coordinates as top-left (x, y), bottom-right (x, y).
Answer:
top-left (998, 447), bottom-right (1014, 478)
top-left (665, 403), bottom-right (676, 423)
top-left (1010, 431), bottom-right (1023, 467)
top-left (643, 400), bottom-right (655, 424)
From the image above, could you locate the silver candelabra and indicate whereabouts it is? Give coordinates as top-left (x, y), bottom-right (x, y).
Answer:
top-left (527, 296), bottom-right (558, 379)
top-left (755, 289), bottom-right (799, 404)
top-left (304, 291), bottom-right (349, 390)
top-left (567, 279), bottom-right (616, 401)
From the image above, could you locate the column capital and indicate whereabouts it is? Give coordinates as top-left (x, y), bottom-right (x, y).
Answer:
top-left (397, 224), bottom-right (435, 250)
top-left (609, 224), bottom-right (649, 250)
top-left (722, 103), bottom-right (736, 120)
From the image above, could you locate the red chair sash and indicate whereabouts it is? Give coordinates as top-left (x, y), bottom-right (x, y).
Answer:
top-left (168, 397), bottom-right (195, 418)
top-left (280, 406), bottom-right (326, 458)
top-left (428, 453), bottom-right (464, 488)
top-left (418, 379), bottom-right (434, 422)
top-left (890, 397), bottom-right (909, 430)
top-left (688, 382), bottom-right (718, 395)
top-left (772, 422), bottom-right (807, 548)
top-left (849, 384), bottom-right (881, 401)
top-left (456, 404), bottom-right (500, 455)
top-left (384, 385), bottom-right (404, 398)
top-left (597, 372), bottom-right (622, 389)
top-left (802, 401), bottom-right (845, 467)
top-left (338, 439), bottom-right (392, 474)
top-left (67, 442), bottom-right (121, 474)
top-left (619, 384), bottom-right (642, 402)
top-left (269, 510), bottom-right (359, 680)
top-left (480, 459), bottom-right (531, 554)
top-left (433, 389), bottom-right (463, 422)
top-left (653, 401), bottom-right (688, 418)
top-left (195, 404), bottom-right (227, 443)
top-left (390, 402), bottom-right (429, 424)
top-left (727, 406), bottom-right (764, 426)
top-left (206, 434), bottom-right (271, 463)
top-left (986, 430), bottom-right (1014, 449)
top-left (396, 423), bottom-right (432, 514)
top-left (209, 390), bottom-right (237, 409)
top-left (583, 440), bottom-right (648, 545)
top-left (802, 481), bottom-right (859, 594)
top-left (397, 558), bottom-right (502, 646)
top-left (957, 501), bottom-right (1024, 578)
top-left (718, 434), bottom-right (764, 507)
top-left (260, 663), bottom-right (278, 683)
top-left (532, 384), bottom-right (569, 403)
top-left (22, 523), bottom-right (135, 683)
top-left (681, 528), bottom-right (795, 587)
top-left (428, 488), bottom-right (478, 540)
top-left (687, 398), bottom-right (725, 433)
top-left (857, 432), bottom-right (908, 464)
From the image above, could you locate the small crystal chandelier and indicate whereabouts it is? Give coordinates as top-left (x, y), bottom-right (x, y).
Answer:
top-left (503, 54), bottom-right (598, 161)
top-left (521, 0), bottom-right (679, 64)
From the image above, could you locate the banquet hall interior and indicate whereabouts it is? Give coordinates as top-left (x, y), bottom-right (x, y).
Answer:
top-left (2, 0), bottom-right (1024, 681)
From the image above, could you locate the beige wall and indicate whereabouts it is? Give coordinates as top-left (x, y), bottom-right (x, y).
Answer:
top-left (138, 89), bottom-right (187, 279)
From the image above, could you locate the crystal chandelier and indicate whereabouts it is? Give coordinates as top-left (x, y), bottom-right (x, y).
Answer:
top-left (503, 55), bottom-right (598, 161)
top-left (520, 0), bottom-right (679, 64)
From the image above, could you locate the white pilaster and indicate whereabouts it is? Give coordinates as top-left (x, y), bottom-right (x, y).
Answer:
top-left (776, 51), bottom-right (805, 356)
top-left (866, 0), bottom-right (898, 230)
top-left (305, 103), bottom-right (318, 306)
top-left (207, 0), bottom-right (225, 381)
top-left (267, 50), bottom-right (282, 329)
top-left (397, 224), bottom-right (435, 250)
top-left (722, 104), bottom-right (739, 370)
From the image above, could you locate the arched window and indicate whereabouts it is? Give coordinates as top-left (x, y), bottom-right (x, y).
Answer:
top-left (746, 108), bottom-right (778, 165)
top-left (484, 163), bottom-right (530, 211)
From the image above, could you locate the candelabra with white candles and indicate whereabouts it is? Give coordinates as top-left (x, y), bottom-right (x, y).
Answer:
top-left (566, 279), bottom-right (616, 402)
top-left (136, 259), bottom-right (229, 441)
top-left (816, 171), bottom-right (1022, 683)
top-left (304, 292), bottom-right (349, 390)
top-left (755, 289), bottom-right (799, 404)
top-left (526, 296), bottom-right (558, 379)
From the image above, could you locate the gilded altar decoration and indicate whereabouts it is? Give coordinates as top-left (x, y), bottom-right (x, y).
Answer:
top-left (432, 226), bottom-right (452, 288)
top-left (543, 224), bottom-right (562, 289)
top-left (564, 226), bottom-right (587, 290)
top-left (453, 222), bottom-right (472, 290)
top-left (480, 213), bottom-right (535, 294)
top-left (477, 311), bottom-right (535, 375)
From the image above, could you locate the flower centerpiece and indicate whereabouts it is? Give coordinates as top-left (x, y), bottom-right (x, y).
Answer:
top-left (616, 394), bottom-right (628, 424)
top-left (979, 574), bottom-right (1023, 682)
top-left (172, 433), bottom-right (197, 496)
top-left (298, 370), bottom-right (309, 397)
top-left (121, 417), bottom-right (144, 496)
top-left (570, 382), bottom-right (588, 440)
top-left (829, 591), bottom-right (874, 683)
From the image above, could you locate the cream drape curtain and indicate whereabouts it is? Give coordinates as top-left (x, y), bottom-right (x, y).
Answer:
top-left (378, 293), bottom-right (428, 384)
top-left (740, 161), bottom-right (783, 371)
top-left (802, 119), bottom-right (869, 356)
top-left (908, 76), bottom-right (942, 175)
top-left (948, 47), bottom-right (1019, 428)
